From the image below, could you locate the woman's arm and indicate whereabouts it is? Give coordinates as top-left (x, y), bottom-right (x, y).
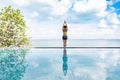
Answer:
top-left (62, 27), bottom-right (64, 31)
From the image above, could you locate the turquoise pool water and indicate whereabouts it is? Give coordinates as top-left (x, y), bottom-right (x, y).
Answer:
top-left (0, 48), bottom-right (120, 80)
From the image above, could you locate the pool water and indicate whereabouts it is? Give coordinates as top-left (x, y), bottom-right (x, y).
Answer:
top-left (0, 48), bottom-right (120, 80)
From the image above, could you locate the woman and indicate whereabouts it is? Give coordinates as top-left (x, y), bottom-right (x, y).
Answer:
top-left (62, 21), bottom-right (68, 47)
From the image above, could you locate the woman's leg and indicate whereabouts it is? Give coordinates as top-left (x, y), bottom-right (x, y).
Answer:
top-left (63, 40), bottom-right (67, 47)
top-left (62, 35), bottom-right (67, 47)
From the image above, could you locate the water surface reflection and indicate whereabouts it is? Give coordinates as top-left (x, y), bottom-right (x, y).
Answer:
top-left (62, 48), bottom-right (68, 76)
top-left (5, 48), bottom-right (120, 80)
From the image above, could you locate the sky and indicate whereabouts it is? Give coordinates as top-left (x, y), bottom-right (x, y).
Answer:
top-left (0, 0), bottom-right (120, 39)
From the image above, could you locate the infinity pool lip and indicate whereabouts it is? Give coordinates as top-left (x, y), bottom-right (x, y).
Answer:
top-left (33, 47), bottom-right (120, 49)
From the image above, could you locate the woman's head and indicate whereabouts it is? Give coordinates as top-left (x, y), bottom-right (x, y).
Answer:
top-left (63, 20), bottom-right (67, 28)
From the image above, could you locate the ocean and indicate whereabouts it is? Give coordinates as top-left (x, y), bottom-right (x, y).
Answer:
top-left (31, 39), bottom-right (120, 47)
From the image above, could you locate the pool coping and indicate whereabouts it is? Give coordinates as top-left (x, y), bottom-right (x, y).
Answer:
top-left (33, 47), bottom-right (120, 49)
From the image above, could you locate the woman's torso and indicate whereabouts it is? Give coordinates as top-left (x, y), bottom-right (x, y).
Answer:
top-left (63, 28), bottom-right (67, 35)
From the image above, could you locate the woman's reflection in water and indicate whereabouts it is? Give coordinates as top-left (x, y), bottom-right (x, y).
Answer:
top-left (62, 48), bottom-right (68, 76)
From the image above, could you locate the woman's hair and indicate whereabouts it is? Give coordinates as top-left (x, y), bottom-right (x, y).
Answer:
top-left (63, 21), bottom-right (67, 28)
top-left (63, 26), bottom-right (67, 28)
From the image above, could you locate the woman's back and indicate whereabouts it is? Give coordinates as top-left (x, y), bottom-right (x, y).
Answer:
top-left (62, 21), bottom-right (68, 35)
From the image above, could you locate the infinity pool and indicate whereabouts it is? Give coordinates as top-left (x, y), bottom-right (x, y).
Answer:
top-left (0, 48), bottom-right (120, 80)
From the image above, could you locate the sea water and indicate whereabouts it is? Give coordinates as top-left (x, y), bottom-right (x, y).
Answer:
top-left (31, 39), bottom-right (120, 47)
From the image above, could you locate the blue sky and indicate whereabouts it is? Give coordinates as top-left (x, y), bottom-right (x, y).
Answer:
top-left (0, 0), bottom-right (120, 39)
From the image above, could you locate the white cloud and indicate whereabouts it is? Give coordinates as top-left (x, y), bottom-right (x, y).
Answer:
top-left (100, 29), bottom-right (114, 36)
top-left (73, 0), bottom-right (107, 13)
top-left (98, 10), bottom-right (120, 39)
top-left (99, 19), bottom-right (108, 28)
top-left (97, 11), bottom-right (108, 18)
top-left (97, 11), bottom-right (120, 27)
top-left (51, 0), bottom-right (72, 16)
top-left (26, 19), bottom-right (62, 39)
top-left (51, 2), bottom-right (69, 16)
top-left (30, 11), bottom-right (39, 18)
top-left (107, 13), bottom-right (120, 24)
top-left (11, 0), bottom-right (30, 6)
top-left (112, 25), bottom-right (119, 30)
top-left (67, 23), bottom-right (100, 39)
top-left (36, 0), bottom-right (72, 16)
